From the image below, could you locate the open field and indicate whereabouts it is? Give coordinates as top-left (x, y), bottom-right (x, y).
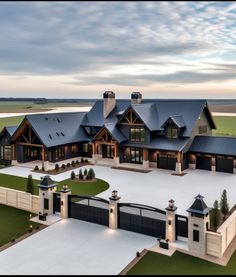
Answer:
top-left (0, 173), bottom-right (109, 196)
top-left (0, 204), bottom-right (41, 246)
top-left (0, 115), bottom-right (24, 132)
top-left (213, 116), bottom-right (236, 137)
top-left (128, 250), bottom-right (236, 275)
top-left (0, 100), bottom-right (95, 113)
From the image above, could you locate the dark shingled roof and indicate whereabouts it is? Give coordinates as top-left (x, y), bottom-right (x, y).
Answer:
top-left (122, 137), bottom-right (189, 151)
top-left (38, 175), bottom-right (57, 188)
top-left (24, 112), bottom-right (88, 147)
top-left (5, 126), bottom-right (18, 136)
top-left (187, 194), bottom-right (211, 215)
top-left (161, 115), bottom-right (186, 129)
top-left (82, 99), bottom-right (214, 137)
top-left (190, 135), bottom-right (236, 156)
top-left (105, 123), bottom-right (127, 143)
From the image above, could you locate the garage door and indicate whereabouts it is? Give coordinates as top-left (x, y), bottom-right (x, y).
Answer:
top-left (216, 156), bottom-right (234, 173)
top-left (196, 154), bottom-right (212, 171)
top-left (158, 154), bottom-right (176, 170)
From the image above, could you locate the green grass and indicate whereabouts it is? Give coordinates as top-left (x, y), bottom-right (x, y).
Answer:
top-left (0, 204), bottom-right (41, 246)
top-left (213, 116), bottom-right (236, 137)
top-left (0, 173), bottom-right (109, 196)
top-left (0, 115), bottom-right (24, 132)
top-left (128, 251), bottom-right (236, 275)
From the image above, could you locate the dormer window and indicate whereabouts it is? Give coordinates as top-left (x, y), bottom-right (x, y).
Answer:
top-left (166, 126), bottom-right (178, 139)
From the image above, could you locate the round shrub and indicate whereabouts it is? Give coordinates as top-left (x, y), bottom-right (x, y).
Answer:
top-left (55, 164), bottom-right (59, 172)
top-left (71, 161), bottom-right (75, 167)
top-left (61, 164), bottom-right (66, 169)
top-left (84, 159), bottom-right (88, 163)
top-left (34, 165), bottom-right (39, 171)
top-left (81, 157), bottom-right (84, 163)
top-left (76, 160), bottom-right (79, 164)
top-left (136, 251), bottom-right (140, 257)
top-left (11, 237), bottom-right (15, 243)
top-left (71, 171), bottom-right (76, 180)
top-left (67, 162), bottom-right (71, 168)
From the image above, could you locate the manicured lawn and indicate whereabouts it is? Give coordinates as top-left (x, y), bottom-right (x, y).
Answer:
top-left (213, 116), bottom-right (236, 137)
top-left (128, 251), bottom-right (236, 275)
top-left (0, 204), bottom-right (41, 246)
top-left (0, 173), bottom-right (109, 196)
top-left (0, 115), bottom-right (24, 132)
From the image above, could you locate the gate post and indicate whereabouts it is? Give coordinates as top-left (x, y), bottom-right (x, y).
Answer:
top-left (109, 190), bottom-right (121, 229)
top-left (165, 199), bottom-right (177, 242)
top-left (38, 175), bottom-right (58, 217)
top-left (60, 184), bottom-right (71, 219)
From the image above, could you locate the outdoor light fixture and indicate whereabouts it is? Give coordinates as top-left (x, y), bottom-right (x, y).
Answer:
top-left (111, 190), bottom-right (118, 199)
top-left (168, 199), bottom-right (175, 209)
top-left (110, 208), bottom-right (113, 213)
top-left (168, 220), bottom-right (171, 226)
top-left (63, 184), bottom-right (68, 191)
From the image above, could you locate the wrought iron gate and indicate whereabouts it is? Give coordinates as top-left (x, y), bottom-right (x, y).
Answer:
top-left (68, 195), bottom-right (109, 226)
top-left (118, 203), bottom-right (166, 238)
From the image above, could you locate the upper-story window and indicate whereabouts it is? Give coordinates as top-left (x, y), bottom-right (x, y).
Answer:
top-left (130, 128), bottom-right (145, 142)
top-left (199, 125), bottom-right (207, 134)
top-left (84, 126), bottom-right (100, 136)
top-left (166, 126), bottom-right (178, 139)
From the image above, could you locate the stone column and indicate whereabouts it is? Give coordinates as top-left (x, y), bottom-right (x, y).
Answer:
top-left (60, 184), bottom-right (72, 219)
top-left (143, 149), bottom-right (149, 169)
top-left (165, 199), bottom-right (177, 242)
top-left (211, 157), bottom-right (216, 172)
top-left (175, 152), bottom-right (182, 174)
top-left (109, 190), bottom-right (121, 229)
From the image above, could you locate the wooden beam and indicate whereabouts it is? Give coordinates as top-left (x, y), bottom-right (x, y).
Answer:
top-left (16, 142), bottom-right (43, 148)
top-left (143, 149), bottom-right (148, 161)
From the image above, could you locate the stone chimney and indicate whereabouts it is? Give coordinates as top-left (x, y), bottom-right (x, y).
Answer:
top-left (103, 91), bottom-right (116, 118)
top-left (131, 92), bottom-right (142, 105)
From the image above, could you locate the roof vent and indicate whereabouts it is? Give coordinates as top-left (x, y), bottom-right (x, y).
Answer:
top-left (57, 118), bottom-right (61, 123)
top-left (56, 132), bottom-right (60, 136)
top-left (61, 132), bottom-right (65, 136)
top-left (49, 134), bottom-right (52, 140)
top-left (45, 117), bottom-right (48, 121)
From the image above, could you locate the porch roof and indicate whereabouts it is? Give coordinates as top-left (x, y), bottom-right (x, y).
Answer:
top-left (121, 137), bottom-right (189, 152)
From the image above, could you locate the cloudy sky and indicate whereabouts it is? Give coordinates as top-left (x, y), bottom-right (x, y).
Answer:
top-left (0, 1), bottom-right (236, 99)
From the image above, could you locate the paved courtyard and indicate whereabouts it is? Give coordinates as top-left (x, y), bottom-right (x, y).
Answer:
top-left (0, 165), bottom-right (236, 214)
top-left (0, 219), bottom-right (155, 275)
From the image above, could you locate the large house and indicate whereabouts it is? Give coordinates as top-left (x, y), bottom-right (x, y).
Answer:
top-left (1, 91), bottom-right (236, 174)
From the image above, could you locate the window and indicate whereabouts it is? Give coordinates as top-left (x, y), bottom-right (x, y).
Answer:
top-left (193, 230), bottom-right (199, 242)
top-left (1, 146), bottom-right (12, 160)
top-left (166, 126), bottom-right (178, 139)
top-left (199, 125), bottom-right (207, 134)
top-left (44, 199), bottom-right (49, 210)
top-left (130, 128), bottom-right (145, 142)
top-left (84, 126), bottom-right (99, 135)
top-left (83, 143), bottom-right (89, 153)
top-left (71, 145), bottom-right (77, 154)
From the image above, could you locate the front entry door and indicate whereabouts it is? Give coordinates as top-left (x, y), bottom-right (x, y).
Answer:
top-left (130, 148), bottom-right (143, 164)
top-left (102, 145), bottom-right (114, 159)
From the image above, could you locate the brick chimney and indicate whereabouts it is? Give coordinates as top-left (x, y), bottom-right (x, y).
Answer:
top-left (103, 91), bottom-right (116, 118)
top-left (131, 92), bottom-right (142, 104)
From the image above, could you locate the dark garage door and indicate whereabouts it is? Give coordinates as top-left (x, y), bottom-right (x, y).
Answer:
top-left (196, 154), bottom-right (212, 171)
top-left (216, 156), bottom-right (234, 173)
top-left (158, 154), bottom-right (176, 170)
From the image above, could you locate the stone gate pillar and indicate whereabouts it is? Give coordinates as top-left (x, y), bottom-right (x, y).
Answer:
top-left (165, 199), bottom-right (177, 242)
top-left (60, 184), bottom-right (72, 219)
top-left (38, 175), bottom-right (58, 219)
top-left (109, 190), bottom-right (121, 229)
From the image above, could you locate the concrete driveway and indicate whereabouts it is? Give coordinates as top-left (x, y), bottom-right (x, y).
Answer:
top-left (0, 219), bottom-right (155, 275)
top-left (0, 165), bottom-right (236, 215)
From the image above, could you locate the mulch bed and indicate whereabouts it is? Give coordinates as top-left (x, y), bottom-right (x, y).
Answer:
top-left (171, 172), bottom-right (187, 176)
top-left (111, 166), bottom-right (152, 173)
top-left (32, 162), bottom-right (92, 175)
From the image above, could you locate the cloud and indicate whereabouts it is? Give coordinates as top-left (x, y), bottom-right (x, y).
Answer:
top-left (0, 1), bottom-right (236, 97)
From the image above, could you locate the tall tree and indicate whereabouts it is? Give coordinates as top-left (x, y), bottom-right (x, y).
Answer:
top-left (210, 200), bottom-right (221, 231)
top-left (79, 169), bottom-right (83, 180)
top-left (26, 174), bottom-right (34, 195)
top-left (220, 189), bottom-right (229, 219)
